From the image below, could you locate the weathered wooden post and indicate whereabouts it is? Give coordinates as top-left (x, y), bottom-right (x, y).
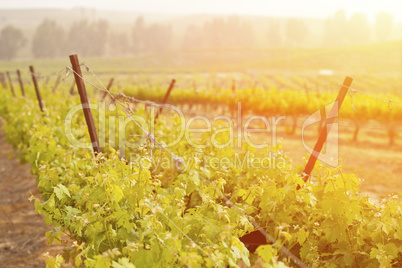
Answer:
top-left (52, 74), bottom-right (61, 93)
top-left (6, 71), bottom-right (15, 96)
top-left (29, 66), bottom-right (44, 112)
top-left (16, 69), bottom-right (25, 96)
top-left (101, 78), bottom-right (114, 100)
top-left (70, 80), bottom-right (76, 95)
top-left (69, 54), bottom-right (101, 155)
top-left (304, 83), bottom-right (310, 101)
top-left (239, 76), bottom-right (353, 254)
top-left (0, 73), bottom-right (7, 89)
top-left (155, 79), bottom-right (176, 121)
top-left (298, 76), bottom-right (353, 188)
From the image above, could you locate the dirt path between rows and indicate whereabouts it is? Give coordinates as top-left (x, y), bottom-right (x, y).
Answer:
top-left (0, 126), bottom-right (62, 267)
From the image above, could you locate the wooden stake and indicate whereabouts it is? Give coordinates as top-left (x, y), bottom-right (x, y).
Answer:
top-left (239, 77), bottom-right (353, 253)
top-left (6, 72), bottom-right (15, 96)
top-left (101, 78), bottom-right (114, 100)
top-left (52, 74), bottom-right (61, 93)
top-left (232, 79), bottom-right (236, 93)
top-left (69, 54), bottom-right (101, 155)
top-left (44, 76), bottom-right (50, 88)
top-left (155, 79), bottom-right (176, 121)
top-left (304, 83), bottom-right (310, 101)
top-left (0, 73), bottom-right (6, 89)
top-left (70, 80), bottom-right (76, 95)
top-left (29, 66), bottom-right (44, 112)
top-left (297, 76), bottom-right (353, 189)
top-left (16, 69), bottom-right (25, 96)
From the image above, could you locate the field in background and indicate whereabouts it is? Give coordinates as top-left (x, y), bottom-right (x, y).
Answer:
top-left (1, 41), bottom-right (401, 74)
top-left (1, 43), bottom-right (402, 200)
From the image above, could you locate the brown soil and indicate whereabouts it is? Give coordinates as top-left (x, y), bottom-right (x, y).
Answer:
top-left (0, 126), bottom-right (63, 267)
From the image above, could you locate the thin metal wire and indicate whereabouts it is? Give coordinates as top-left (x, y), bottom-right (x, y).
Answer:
top-left (131, 84), bottom-right (334, 99)
top-left (72, 64), bottom-right (308, 268)
top-left (71, 63), bottom-right (334, 105)
top-left (65, 65), bottom-right (402, 114)
top-left (29, 66), bottom-right (68, 80)
top-left (60, 66), bottom-right (400, 268)
top-left (158, 209), bottom-right (222, 267)
top-left (342, 85), bottom-right (402, 110)
top-left (349, 89), bottom-right (357, 111)
top-left (66, 66), bottom-right (120, 97)
top-left (68, 66), bottom-right (224, 266)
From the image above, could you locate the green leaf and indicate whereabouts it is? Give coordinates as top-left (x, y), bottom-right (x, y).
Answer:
top-left (115, 210), bottom-right (133, 230)
top-left (384, 243), bottom-right (398, 258)
top-left (256, 244), bottom-right (275, 264)
top-left (94, 255), bottom-right (112, 268)
top-left (297, 229), bottom-right (308, 244)
top-left (45, 254), bottom-right (64, 268)
top-left (45, 227), bottom-right (62, 245)
top-left (369, 248), bottom-right (380, 259)
top-left (53, 184), bottom-right (70, 200)
top-left (113, 185), bottom-right (124, 203)
top-left (112, 258), bottom-right (135, 268)
top-left (65, 206), bottom-right (81, 217)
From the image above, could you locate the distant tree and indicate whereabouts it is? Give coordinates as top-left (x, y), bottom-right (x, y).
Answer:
top-left (0, 25), bottom-right (25, 60)
top-left (32, 19), bottom-right (66, 58)
top-left (182, 24), bottom-right (204, 48)
top-left (143, 23), bottom-right (172, 52)
top-left (375, 12), bottom-right (393, 42)
top-left (201, 17), bottom-right (254, 48)
top-left (322, 10), bottom-right (349, 46)
top-left (267, 21), bottom-right (282, 46)
top-left (90, 20), bottom-right (109, 56)
top-left (131, 17), bottom-right (172, 53)
top-left (285, 18), bottom-right (308, 46)
top-left (68, 19), bottom-right (109, 57)
top-left (333, 10), bottom-right (348, 38)
top-left (226, 16), bottom-right (254, 47)
top-left (322, 18), bottom-right (335, 46)
top-left (109, 31), bottom-right (130, 56)
top-left (347, 13), bottom-right (371, 44)
top-left (68, 20), bottom-right (90, 56)
top-left (203, 18), bottom-right (225, 47)
top-left (132, 16), bottom-right (146, 54)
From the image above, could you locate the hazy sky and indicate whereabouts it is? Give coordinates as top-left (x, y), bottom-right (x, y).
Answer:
top-left (1, 0), bottom-right (401, 21)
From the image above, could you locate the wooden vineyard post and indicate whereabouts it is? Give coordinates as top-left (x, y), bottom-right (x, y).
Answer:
top-left (6, 71), bottom-right (15, 96)
top-left (52, 73), bottom-right (61, 93)
top-left (297, 76), bottom-right (353, 189)
top-left (69, 54), bottom-right (101, 155)
top-left (0, 73), bottom-right (7, 89)
top-left (101, 78), bottom-right (114, 100)
top-left (44, 76), bottom-right (50, 88)
top-left (304, 83), bottom-right (310, 101)
top-left (16, 69), bottom-right (25, 96)
top-left (29, 66), bottom-right (44, 112)
top-left (232, 79), bottom-right (236, 94)
top-left (70, 80), bottom-right (76, 95)
top-left (239, 76), bottom-right (353, 251)
top-left (155, 79), bottom-right (176, 121)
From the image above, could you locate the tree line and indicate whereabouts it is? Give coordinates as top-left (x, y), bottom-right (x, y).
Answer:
top-left (0, 10), bottom-right (395, 60)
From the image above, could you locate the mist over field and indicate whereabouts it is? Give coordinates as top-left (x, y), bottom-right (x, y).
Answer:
top-left (0, 7), bottom-right (401, 61)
